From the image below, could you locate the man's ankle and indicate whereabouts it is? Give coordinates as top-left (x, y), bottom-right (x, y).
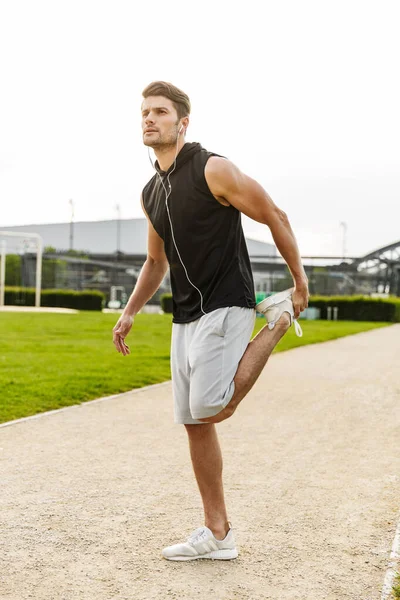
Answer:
top-left (276, 311), bottom-right (291, 329)
top-left (207, 521), bottom-right (230, 540)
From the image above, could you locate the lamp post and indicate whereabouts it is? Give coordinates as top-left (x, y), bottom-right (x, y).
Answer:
top-left (69, 199), bottom-right (74, 251)
top-left (115, 203), bottom-right (121, 256)
top-left (340, 222), bottom-right (347, 260)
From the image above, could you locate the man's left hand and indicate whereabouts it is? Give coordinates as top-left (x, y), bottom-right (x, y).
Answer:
top-left (292, 282), bottom-right (309, 319)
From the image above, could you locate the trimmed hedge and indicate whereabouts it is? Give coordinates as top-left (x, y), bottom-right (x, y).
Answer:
top-left (160, 293), bottom-right (173, 313)
top-left (3, 287), bottom-right (105, 311)
top-left (159, 292), bottom-right (400, 322)
top-left (308, 295), bottom-right (400, 322)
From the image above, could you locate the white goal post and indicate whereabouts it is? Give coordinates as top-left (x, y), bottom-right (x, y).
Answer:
top-left (0, 231), bottom-right (43, 308)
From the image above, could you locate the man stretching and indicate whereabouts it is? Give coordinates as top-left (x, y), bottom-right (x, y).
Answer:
top-left (113, 81), bottom-right (309, 561)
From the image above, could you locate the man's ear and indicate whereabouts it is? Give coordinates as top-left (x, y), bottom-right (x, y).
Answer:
top-left (182, 116), bottom-right (189, 133)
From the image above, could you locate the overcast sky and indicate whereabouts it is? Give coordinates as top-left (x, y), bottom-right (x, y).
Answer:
top-left (0, 0), bottom-right (399, 258)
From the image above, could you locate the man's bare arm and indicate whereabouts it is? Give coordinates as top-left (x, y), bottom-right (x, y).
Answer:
top-left (113, 196), bottom-right (169, 355)
top-left (123, 197), bottom-right (169, 318)
top-left (204, 157), bottom-right (309, 315)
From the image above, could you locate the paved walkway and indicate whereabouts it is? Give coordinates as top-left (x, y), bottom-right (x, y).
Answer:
top-left (1, 325), bottom-right (399, 600)
top-left (0, 306), bottom-right (78, 313)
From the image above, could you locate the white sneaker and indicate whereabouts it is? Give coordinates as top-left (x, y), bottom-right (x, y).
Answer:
top-left (255, 288), bottom-right (303, 337)
top-left (162, 523), bottom-right (238, 561)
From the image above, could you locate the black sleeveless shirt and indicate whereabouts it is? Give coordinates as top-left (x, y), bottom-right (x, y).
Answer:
top-left (142, 142), bottom-right (256, 323)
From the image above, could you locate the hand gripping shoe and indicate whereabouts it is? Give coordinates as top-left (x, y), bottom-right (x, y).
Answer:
top-left (162, 523), bottom-right (238, 561)
top-left (255, 287), bottom-right (303, 337)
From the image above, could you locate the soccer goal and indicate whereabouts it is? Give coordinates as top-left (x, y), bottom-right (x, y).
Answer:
top-left (0, 231), bottom-right (43, 308)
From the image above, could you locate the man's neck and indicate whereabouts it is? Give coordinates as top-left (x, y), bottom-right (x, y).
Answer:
top-left (154, 140), bottom-right (186, 172)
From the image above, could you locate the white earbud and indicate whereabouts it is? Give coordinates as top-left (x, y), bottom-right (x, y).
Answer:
top-left (179, 125), bottom-right (184, 133)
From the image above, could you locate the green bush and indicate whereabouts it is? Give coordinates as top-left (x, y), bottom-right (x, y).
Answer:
top-left (4, 287), bottom-right (105, 311)
top-left (5, 255), bottom-right (22, 286)
top-left (160, 293), bottom-right (173, 313)
top-left (146, 292), bottom-right (400, 321)
top-left (308, 295), bottom-right (400, 322)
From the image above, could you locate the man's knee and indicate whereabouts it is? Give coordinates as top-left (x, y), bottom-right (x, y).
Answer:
top-left (190, 394), bottom-right (225, 421)
top-left (190, 382), bottom-right (234, 422)
top-left (184, 422), bottom-right (214, 435)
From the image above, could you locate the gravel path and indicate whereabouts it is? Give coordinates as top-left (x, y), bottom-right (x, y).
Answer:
top-left (1, 325), bottom-right (399, 600)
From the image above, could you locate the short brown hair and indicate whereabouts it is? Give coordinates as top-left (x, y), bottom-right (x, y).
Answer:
top-left (142, 81), bottom-right (191, 119)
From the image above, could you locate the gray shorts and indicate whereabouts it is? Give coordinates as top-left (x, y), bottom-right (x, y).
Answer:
top-left (170, 306), bottom-right (256, 424)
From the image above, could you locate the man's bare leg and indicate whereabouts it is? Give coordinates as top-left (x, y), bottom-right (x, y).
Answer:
top-left (184, 422), bottom-right (230, 540)
top-left (182, 315), bottom-right (291, 538)
top-left (198, 312), bottom-right (291, 424)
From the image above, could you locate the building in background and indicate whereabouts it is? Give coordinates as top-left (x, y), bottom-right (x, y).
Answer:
top-left (0, 219), bottom-right (279, 304)
top-left (1, 220), bottom-right (399, 300)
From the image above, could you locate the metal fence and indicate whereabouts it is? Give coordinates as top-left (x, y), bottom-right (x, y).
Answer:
top-left (3, 251), bottom-right (399, 307)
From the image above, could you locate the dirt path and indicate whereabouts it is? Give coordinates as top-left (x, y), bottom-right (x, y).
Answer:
top-left (1, 325), bottom-right (399, 600)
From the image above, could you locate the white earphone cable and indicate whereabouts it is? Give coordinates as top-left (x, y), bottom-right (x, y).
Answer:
top-left (147, 132), bottom-right (206, 316)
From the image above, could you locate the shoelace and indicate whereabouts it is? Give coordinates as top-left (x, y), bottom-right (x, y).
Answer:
top-left (266, 296), bottom-right (304, 338)
top-left (293, 319), bottom-right (303, 337)
top-left (268, 314), bottom-right (303, 337)
top-left (187, 527), bottom-right (208, 546)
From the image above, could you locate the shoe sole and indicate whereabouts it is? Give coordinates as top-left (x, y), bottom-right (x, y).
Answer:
top-left (255, 288), bottom-right (294, 314)
top-left (162, 547), bottom-right (239, 561)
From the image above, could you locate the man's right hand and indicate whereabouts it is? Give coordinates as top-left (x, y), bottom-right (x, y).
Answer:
top-left (113, 314), bottom-right (134, 356)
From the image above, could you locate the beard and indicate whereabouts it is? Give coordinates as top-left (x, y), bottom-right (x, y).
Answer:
top-left (143, 123), bottom-right (180, 149)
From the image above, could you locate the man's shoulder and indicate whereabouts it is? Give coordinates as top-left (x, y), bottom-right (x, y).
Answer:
top-left (203, 155), bottom-right (233, 183)
top-left (197, 146), bottom-right (227, 162)
top-left (191, 148), bottom-right (228, 180)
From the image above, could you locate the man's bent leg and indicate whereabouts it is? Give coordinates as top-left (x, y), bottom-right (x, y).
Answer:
top-left (198, 312), bottom-right (290, 424)
top-left (184, 423), bottom-right (230, 540)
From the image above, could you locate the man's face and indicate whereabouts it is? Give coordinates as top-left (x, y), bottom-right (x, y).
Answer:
top-left (141, 96), bottom-right (181, 148)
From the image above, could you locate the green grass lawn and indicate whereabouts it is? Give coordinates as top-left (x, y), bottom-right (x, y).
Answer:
top-left (393, 572), bottom-right (400, 599)
top-left (0, 311), bottom-right (391, 424)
